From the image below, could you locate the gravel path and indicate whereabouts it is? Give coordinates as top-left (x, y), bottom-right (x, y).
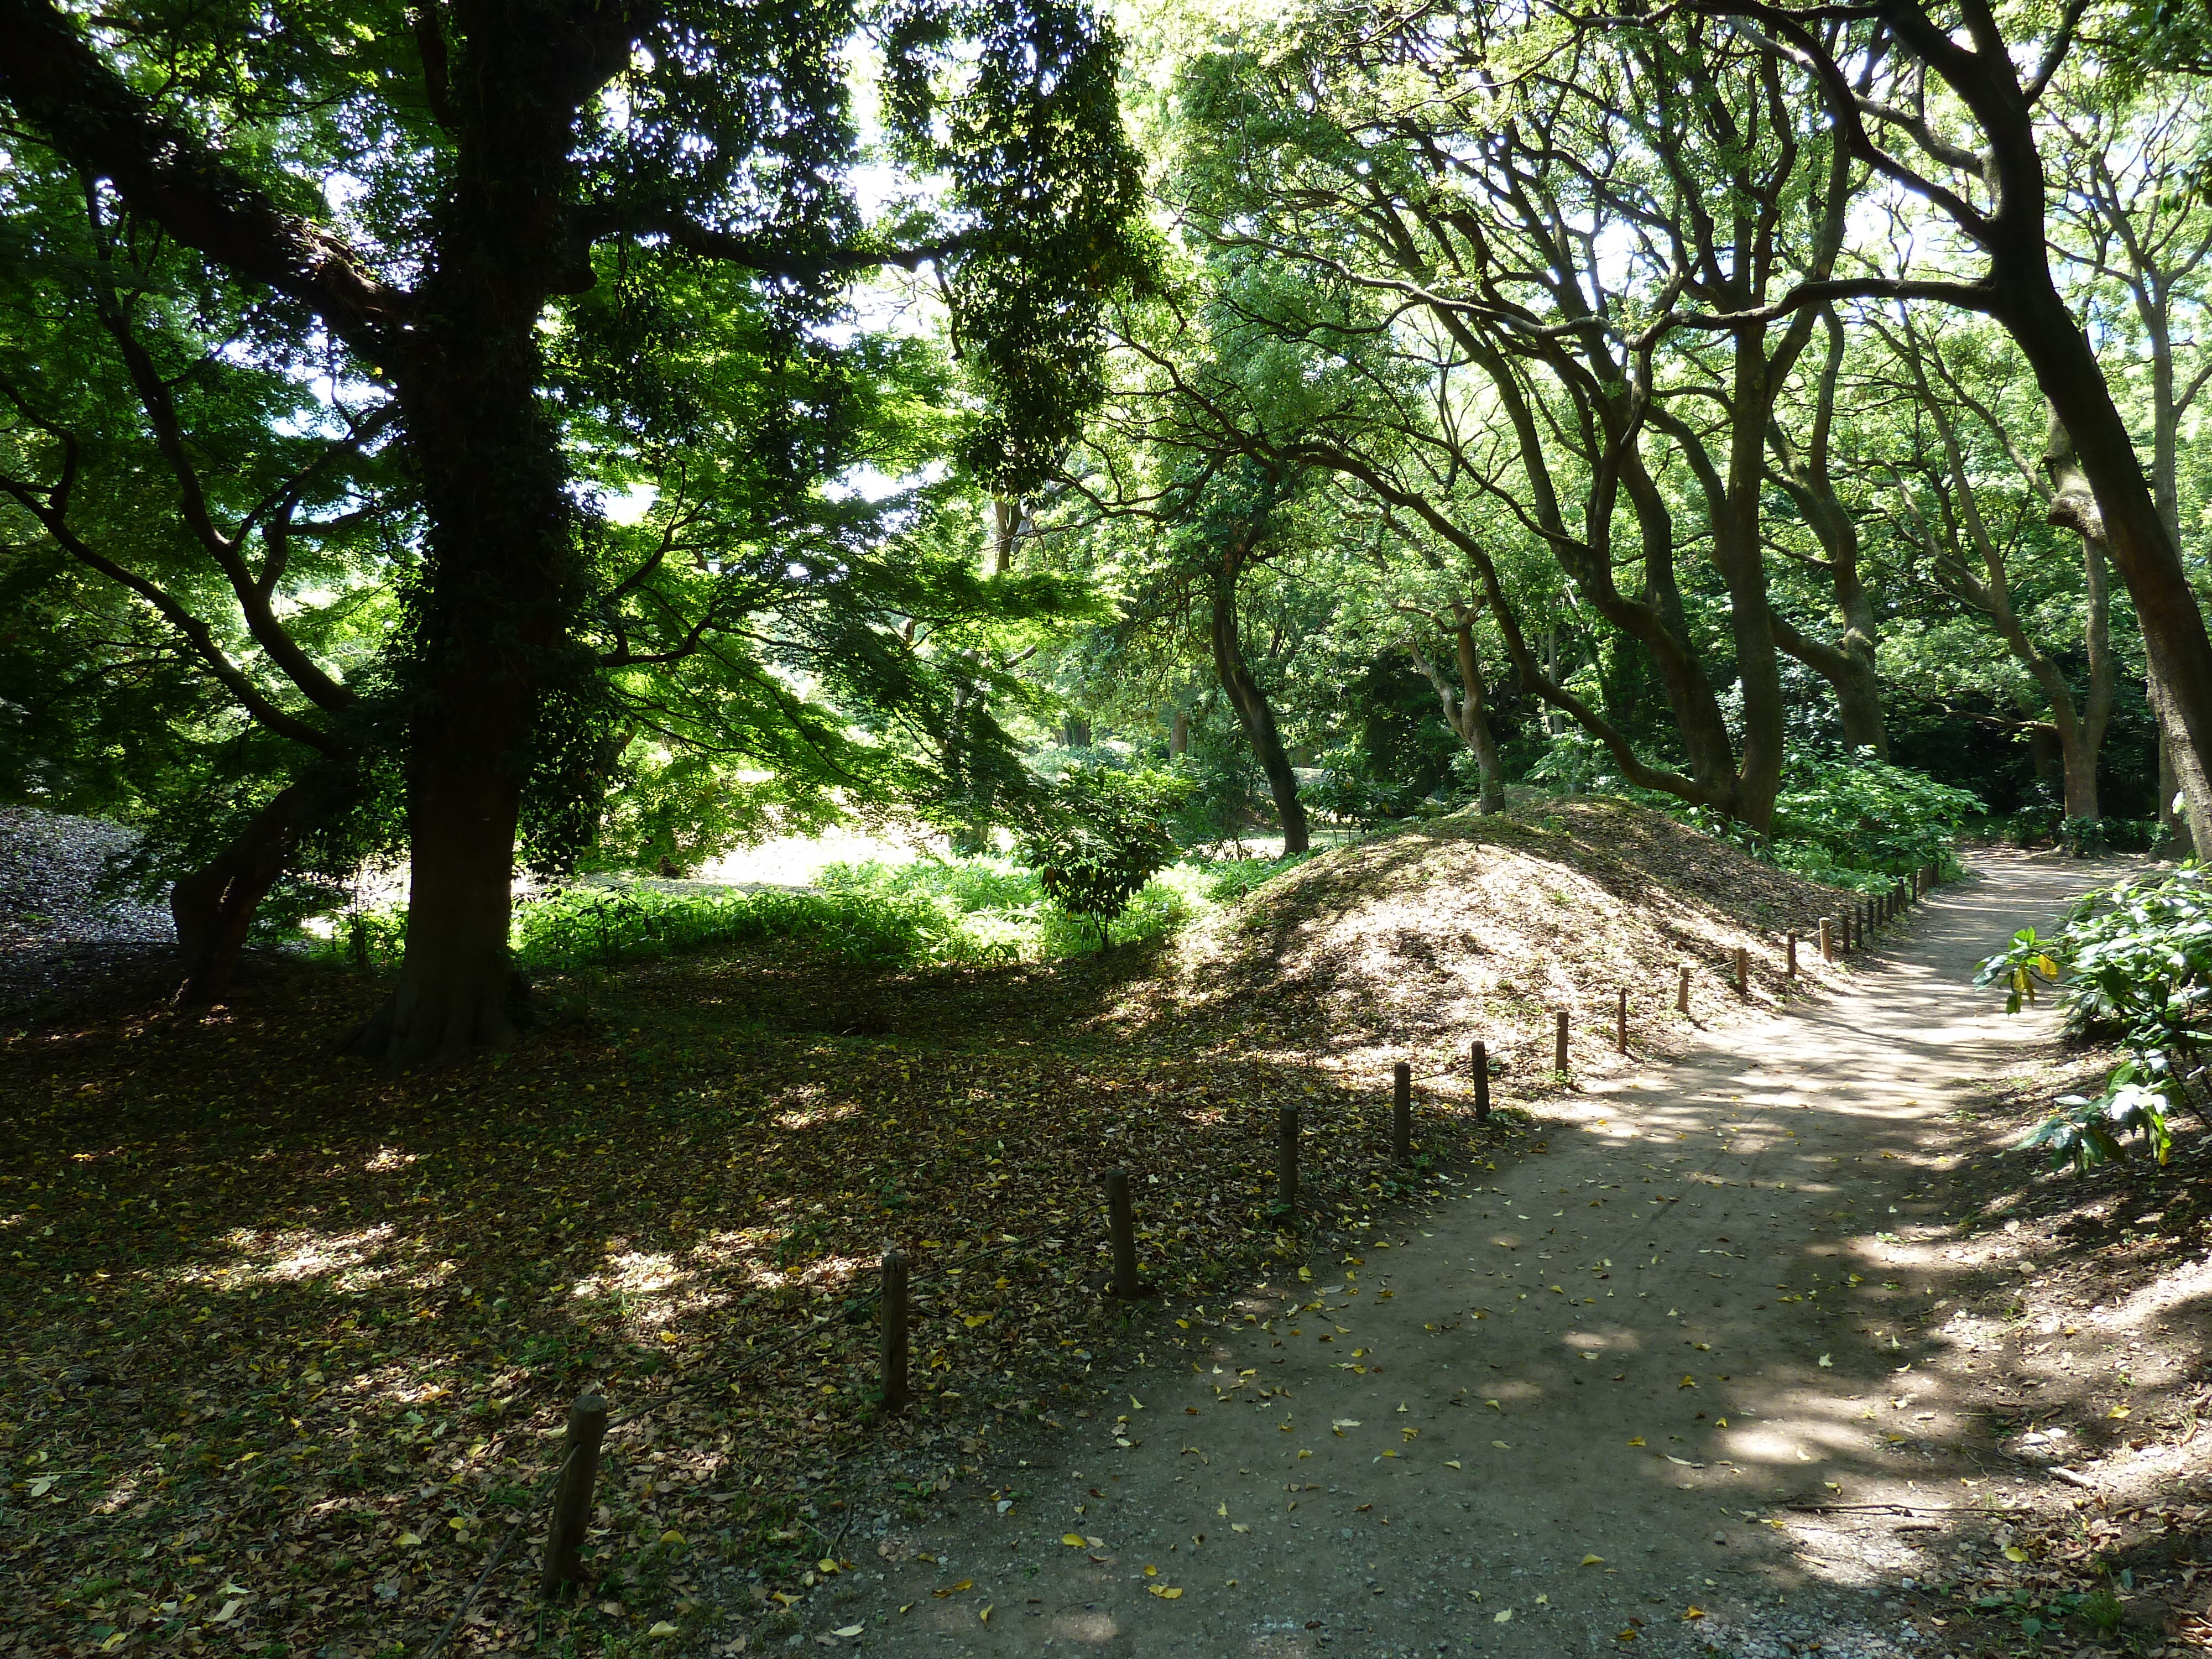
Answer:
top-left (759, 855), bottom-right (2096, 1658)
top-left (0, 807), bottom-right (175, 1018)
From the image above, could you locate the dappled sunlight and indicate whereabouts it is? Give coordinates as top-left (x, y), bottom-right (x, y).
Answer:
top-left (164, 1220), bottom-right (410, 1294)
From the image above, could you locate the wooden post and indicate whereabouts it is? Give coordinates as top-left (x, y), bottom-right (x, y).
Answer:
top-left (541, 1393), bottom-right (609, 1598)
top-left (1275, 1105), bottom-right (1300, 1215)
top-left (1786, 932), bottom-right (1798, 978)
top-left (1615, 987), bottom-right (1627, 1052)
top-left (1106, 1168), bottom-right (1141, 1297)
top-left (1553, 1009), bottom-right (1569, 1076)
top-left (1676, 963), bottom-right (1689, 1013)
top-left (1733, 947), bottom-right (1747, 997)
top-left (1470, 1040), bottom-right (1490, 1123)
top-left (880, 1251), bottom-right (909, 1414)
top-left (1820, 916), bottom-right (1834, 962)
top-left (1392, 1062), bottom-right (1412, 1163)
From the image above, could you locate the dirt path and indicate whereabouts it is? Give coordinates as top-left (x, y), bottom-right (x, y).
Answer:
top-left (761, 855), bottom-right (2100, 1659)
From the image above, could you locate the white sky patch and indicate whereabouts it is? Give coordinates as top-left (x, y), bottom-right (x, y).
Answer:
top-left (603, 481), bottom-right (659, 525)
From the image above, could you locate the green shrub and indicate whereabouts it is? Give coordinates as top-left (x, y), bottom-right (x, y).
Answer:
top-left (1977, 863), bottom-right (2212, 1172)
top-left (1305, 749), bottom-right (1418, 826)
top-left (303, 838), bottom-right (1312, 978)
top-left (1015, 764), bottom-right (1195, 952)
top-left (1766, 749), bottom-right (1982, 879)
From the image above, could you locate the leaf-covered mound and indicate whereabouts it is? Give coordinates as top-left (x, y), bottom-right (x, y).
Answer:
top-left (1168, 796), bottom-right (1868, 1087)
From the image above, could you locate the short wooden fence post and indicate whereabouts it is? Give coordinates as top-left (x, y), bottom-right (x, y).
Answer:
top-left (1276, 1105), bottom-right (1300, 1215)
top-left (1733, 946), bottom-right (1748, 997)
top-left (1554, 1009), bottom-right (1569, 1076)
top-left (880, 1251), bottom-right (909, 1414)
top-left (1786, 932), bottom-right (1798, 978)
top-left (541, 1393), bottom-right (609, 1599)
top-left (1615, 988), bottom-right (1628, 1052)
top-left (1820, 916), bottom-right (1834, 963)
top-left (1392, 1062), bottom-right (1412, 1163)
top-left (1470, 1040), bottom-right (1490, 1123)
top-left (1676, 963), bottom-right (1690, 1013)
top-left (1107, 1168), bottom-right (1142, 1297)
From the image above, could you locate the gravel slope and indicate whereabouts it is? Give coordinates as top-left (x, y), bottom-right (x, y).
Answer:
top-left (0, 807), bottom-right (175, 1017)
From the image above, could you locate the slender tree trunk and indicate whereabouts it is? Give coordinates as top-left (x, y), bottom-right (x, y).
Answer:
top-left (1452, 619), bottom-right (1505, 814)
top-left (170, 781), bottom-right (313, 1008)
top-left (2044, 409), bottom-right (2118, 826)
top-left (1713, 329), bottom-right (1788, 833)
top-left (1772, 617), bottom-right (1888, 758)
top-left (1169, 708), bottom-right (1189, 758)
top-left (1405, 615), bottom-right (1504, 814)
top-left (1210, 554), bottom-right (1307, 854)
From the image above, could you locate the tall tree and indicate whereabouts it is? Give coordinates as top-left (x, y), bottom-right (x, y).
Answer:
top-left (1679, 0), bottom-right (2212, 844)
top-left (0, 0), bottom-right (1143, 1062)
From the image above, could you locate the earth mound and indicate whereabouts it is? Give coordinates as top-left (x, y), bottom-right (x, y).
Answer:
top-left (1171, 796), bottom-right (1865, 1089)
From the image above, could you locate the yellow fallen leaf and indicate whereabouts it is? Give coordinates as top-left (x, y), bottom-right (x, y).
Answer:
top-left (1818, 1354), bottom-right (1833, 1368)
top-left (646, 1624), bottom-right (679, 1641)
top-left (834, 1627), bottom-right (864, 1639)
top-left (2109, 1405), bottom-right (2131, 1419)
top-left (1149, 1584), bottom-right (1183, 1599)
top-left (1144, 1564), bottom-right (1157, 1577)
top-left (1580, 1554), bottom-right (1605, 1567)
top-left (817, 1558), bottom-right (837, 1573)
top-left (1616, 1629), bottom-right (1639, 1642)
top-left (1679, 1376), bottom-right (1697, 1388)
top-left (1231, 1523), bottom-right (1251, 1533)
top-left (1494, 1608), bottom-right (1513, 1623)
top-left (1627, 1437), bottom-right (1646, 1447)
top-left (447, 1517), bottom-right (469, 1531)
top-left (1217, 1503), bottom-right (1228, 1517)
top-left (661, 1531), bottom-right (685, 1545)
top-left (979, 1604), bottom-right (993, 1623)
top-left (1444, 1459), bottom-right (1462, 1469)
top-left (397, 1532), bottom-right (422, 1547)
top-left (2004, 1546), bottom-right (2028, 1562)
top-left (1492, 1440), bottom-right (1510, 1449)
top-left (1683, 1606), bottom-right (1706, 1619)
top-left (1062, 1534), bottom-right (1086, 1547)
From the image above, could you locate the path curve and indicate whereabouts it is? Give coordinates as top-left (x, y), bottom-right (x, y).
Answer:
top-left (759, 853), bottom-right (2098, 1659)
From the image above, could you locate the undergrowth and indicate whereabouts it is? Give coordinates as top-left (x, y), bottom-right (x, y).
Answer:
top-left (302, 852), bottom-right (1317, 974)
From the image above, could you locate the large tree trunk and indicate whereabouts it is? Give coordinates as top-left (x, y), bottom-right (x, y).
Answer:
top-left (170, 782), bottom-right (313, 1008)
top-left (2004, 279), bottom-right (2212, 847)
top-left (1210, 554), bottom-right (1308, 854)
top-left (342, 15), bottom-right (609, 1067)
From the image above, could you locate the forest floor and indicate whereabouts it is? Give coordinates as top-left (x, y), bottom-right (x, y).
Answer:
top-left (2, 811), bottom-right (2205, 1659)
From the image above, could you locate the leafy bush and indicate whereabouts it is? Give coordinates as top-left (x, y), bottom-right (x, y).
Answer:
top-left (1629, 746), bottom-right (1977, 891)
top-left (1977, 863), bottom-right (2212, 1172)
top-left (1305, 748), bottom-right (1419, 826)
top-left (304, 838), bottom-right (1310, 978)
top-left (1200, 851), bottom-right (1314, 903)
top-left (1766, 749), bottom-right (1982, 879)
top-left (512, 884), bottom-right (947, 969)
top-left (1016, 765), bottom-right (1194, 951)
